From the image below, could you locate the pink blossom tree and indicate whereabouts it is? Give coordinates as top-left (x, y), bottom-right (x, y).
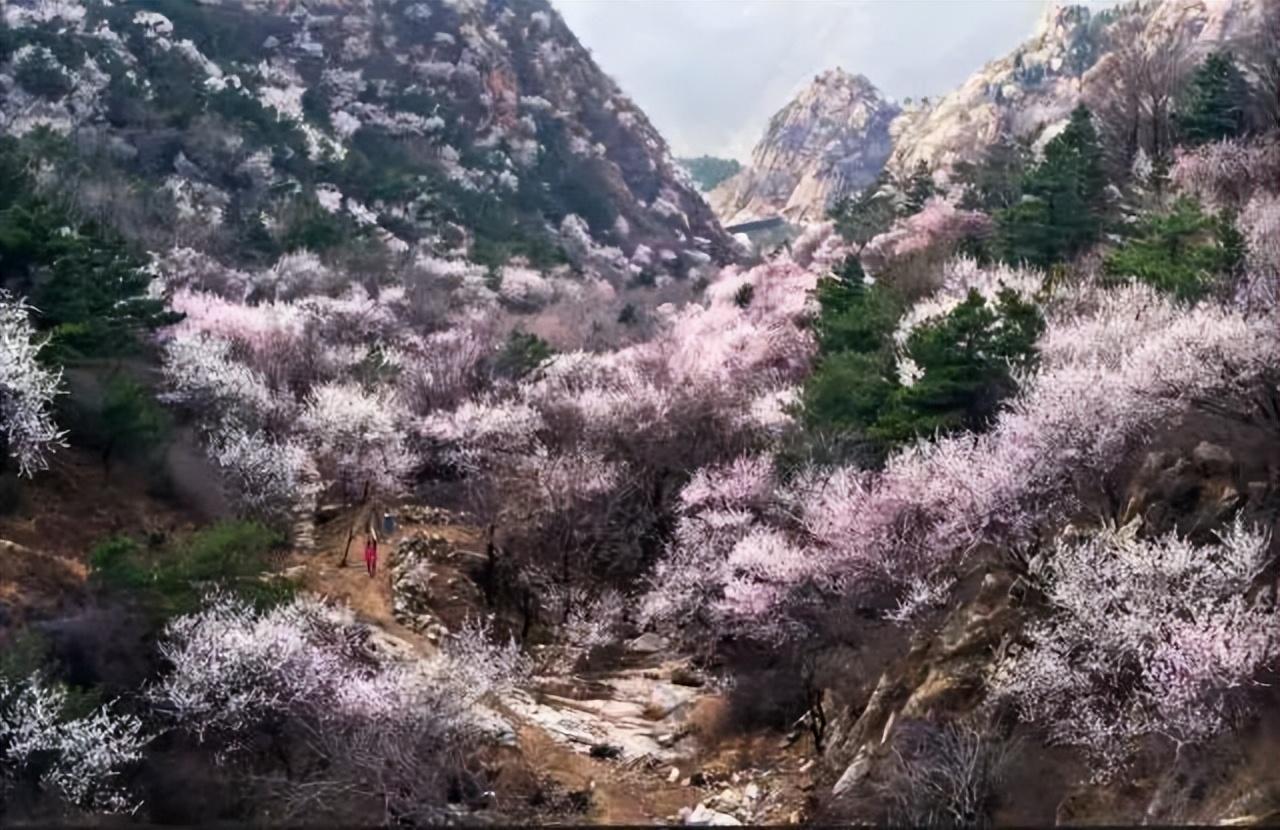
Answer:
top-left (992, 520), bottom-right (1278, 779)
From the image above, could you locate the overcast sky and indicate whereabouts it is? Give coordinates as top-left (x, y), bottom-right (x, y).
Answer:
top-left (552, 0), bottom-right (1098, 161)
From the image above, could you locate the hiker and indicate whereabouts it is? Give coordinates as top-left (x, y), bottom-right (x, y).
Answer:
top-left (363, 532), bottom-right (378, 577)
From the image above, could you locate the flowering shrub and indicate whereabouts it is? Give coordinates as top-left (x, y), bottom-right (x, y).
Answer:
top-left (1170, 138), bottom-right (1280, 210)
top-left (1238, 194), bottom-right (1280, 311)
top-left (160, 332), bottom-right (282, 432)
top-left (209, 426), bottom-right (318, 521)
top-left (150, 593), bottom-right (526, 823)
top-left (993, 520), bottom-right (1278, 779)
top-left (647, 280), bottom-right (1280, 640)
top-left (860, 198), bottom-right (993, 290)
top-left (298, 382), bottom-right (416, 502)
top-left (0, 672), bottom-right (147, 813)
top-left (0, 293), bottom-right (64, 476)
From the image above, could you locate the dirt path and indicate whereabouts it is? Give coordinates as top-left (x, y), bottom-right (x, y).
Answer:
top-left (283, 507), bottom-right (814, 826)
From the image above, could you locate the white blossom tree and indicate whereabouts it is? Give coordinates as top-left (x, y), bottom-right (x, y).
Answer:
top-left (0, 672), bottom-right (147, 813)
top-left (0, 293), bottom-right (64, 476)
top-left (149, 593), bottom-right (526, 824)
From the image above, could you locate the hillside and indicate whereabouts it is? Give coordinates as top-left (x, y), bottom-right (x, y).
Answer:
top-left (709, 69), bottom-right (899, 225)
top-left (0, 0), bottom-right (735, 279)
top-left (890, 0), bottom-right (1271, 182)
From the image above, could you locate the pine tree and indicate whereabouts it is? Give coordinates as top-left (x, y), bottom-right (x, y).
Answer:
top-left (1177, 51), bottom-right (1250, 145)
top-left (902, 160), bottom-right (938, 214)
top-left (828, 171), bottom-right (898, 251)
top-left (996, 105), bottom-right (1108, 266)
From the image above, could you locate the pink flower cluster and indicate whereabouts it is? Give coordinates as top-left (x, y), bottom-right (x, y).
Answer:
top-left (992, 520), bottom-right (1278, 779)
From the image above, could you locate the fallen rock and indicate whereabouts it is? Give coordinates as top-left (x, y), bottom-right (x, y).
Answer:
top-left (628, 632), bottom-right (670, 654)
top-left (832, 745), bottom-right (872, 797)
top-left (709, 787), bottom-right (742, 812)
top-left (646, 683), bottom-right (697, 719)
top-left (685, 803), bottom-right (743, 826)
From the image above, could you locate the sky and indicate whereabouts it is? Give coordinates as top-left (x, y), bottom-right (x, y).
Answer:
top-left (552, 0), bottom-right (1086, 161)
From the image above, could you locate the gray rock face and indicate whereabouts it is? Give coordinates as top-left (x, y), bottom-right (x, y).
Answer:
top-left (710, 69), bottom-right (899, 225)
top-left (889, 0), bottom-right (1267, 182)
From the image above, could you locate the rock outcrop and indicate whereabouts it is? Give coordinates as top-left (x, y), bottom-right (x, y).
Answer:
top-left (709, 69), bottom-right (899, 225)
top-left (889, 0), bottom-right (1269, 182)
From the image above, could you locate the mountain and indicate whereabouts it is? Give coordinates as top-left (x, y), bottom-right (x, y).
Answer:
top-left (708, 68), bottom-right (899, 226)
top-left (0, 0), bottom-right (736, 277)
top-left (890, 0), bottom-right (1269, 182)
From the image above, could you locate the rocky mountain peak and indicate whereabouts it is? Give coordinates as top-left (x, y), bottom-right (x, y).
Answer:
top-left (889, 0), bottom-right (1265, 182)
top-left (709, 68), bottom-right (899, 226)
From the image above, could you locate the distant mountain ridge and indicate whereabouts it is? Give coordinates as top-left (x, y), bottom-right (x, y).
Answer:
top-left (708, 68), bottom-right (899, 226)
top-left (710, 0), bottom-right (1271, 226)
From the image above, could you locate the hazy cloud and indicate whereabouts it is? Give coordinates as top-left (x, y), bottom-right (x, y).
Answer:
top-left (553, 0), bottom-right (1112, 160)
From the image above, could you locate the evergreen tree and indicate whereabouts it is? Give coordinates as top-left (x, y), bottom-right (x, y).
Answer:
top-left (828, 171), bottom-right (898, 251)
top-left (872, 289), bottom-right (1044, 444)
top-left (0, 139), bottom-right (180, 358)
top-left (996, 105), bottom-right (1108, 267)
top-left (902, 160), bottom-right (938, 214)
top-left (955, 135), bottom-right (1033, 212)
top-left (1103, 197), bottom-right (1243, 301)
top-left (1177, 51), bottom-right (1250, 146)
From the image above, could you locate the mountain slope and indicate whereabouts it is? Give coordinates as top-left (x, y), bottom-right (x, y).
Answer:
top-left (0, 0), bottom-right (735, 276)
top-left (709, 69), bottom-right (899, 226)
top-left (890, 0), bottom-right (1268, 181)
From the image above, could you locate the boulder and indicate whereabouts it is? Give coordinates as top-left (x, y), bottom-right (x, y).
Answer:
top-left (685, 803), bottom-right (743, 826)
top-left (627, 632), bottom-right (670, 654)
top-left (646, 683), bottom-right (697, 719)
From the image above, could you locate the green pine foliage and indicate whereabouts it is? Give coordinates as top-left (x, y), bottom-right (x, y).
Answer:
top-left (0, 140), bottom-right (181, 359)
top-left (1177, 51), bottom-right (1251, 146)
top-left (902, 160), bottom-right (938, 214)
top-left (871, 288), bottom-right (1044, 444)
top-left (1103, 197), bottom-right (1244, 301)
top-left (799, 256), bottom-right (1044, 460)
top-left (828, 171), bottom-right (899, 251)
top-left (996, 105), bottom-right (1108, 267)
top-left (493, 330), bottom-right (555, 381)
top-left (955, 136), bottom-right (1033, 213)
top-left (97, 376), bottom-right (172, 475)
top-left (678, 156), bottom-right (743, 192)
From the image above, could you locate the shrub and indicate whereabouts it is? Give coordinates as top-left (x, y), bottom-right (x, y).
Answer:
top-left (993, 520), bottom-right (1278, 780)
top-left (150, 594), bottom-right (526, 824)
top-left (878, 719), bottom-right (1016, 828)
top-left (97, 376), bottom-right (172, 475)
top-left (90, 521), bottom-right (287, 617)
top-left (0, 671), bottom-right (147, 814)
top-left (1103, 198), bottom-right (1244, 300)
top-left (0, 293), bottom-right (64, 476)
top-left (493, 330), bottom-right (554, 381)
top-left (14, 49), bottom-right (73, 101)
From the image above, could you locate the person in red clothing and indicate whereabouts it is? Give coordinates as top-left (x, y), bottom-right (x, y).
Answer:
top-left (363, 532), bottom-right (378, 577)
